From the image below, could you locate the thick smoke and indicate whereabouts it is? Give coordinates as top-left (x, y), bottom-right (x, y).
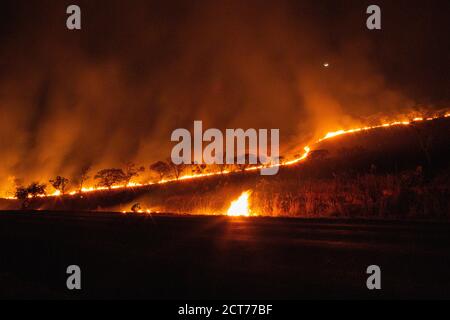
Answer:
top-left (0, 0), bottom-right (448, 195)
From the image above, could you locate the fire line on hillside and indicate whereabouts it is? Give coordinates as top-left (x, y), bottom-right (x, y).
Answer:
top-left (3, 111), bottom-right (448, 200)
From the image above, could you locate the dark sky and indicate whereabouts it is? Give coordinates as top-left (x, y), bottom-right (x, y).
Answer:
top-left (0, 0), bottom-right (449, 192)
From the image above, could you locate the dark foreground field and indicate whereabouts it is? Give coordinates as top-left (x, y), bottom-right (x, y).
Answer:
top-left (0, 211), bottom-right (449, 299)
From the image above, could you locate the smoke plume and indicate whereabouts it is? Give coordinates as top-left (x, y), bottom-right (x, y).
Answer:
top-left (0, 0), bottom-right (448, 195)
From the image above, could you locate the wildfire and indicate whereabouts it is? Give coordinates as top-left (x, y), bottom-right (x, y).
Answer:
top-left (3, 111), bottom-right (450, 200)
top-left (227, 191), bottom-right (251, 217)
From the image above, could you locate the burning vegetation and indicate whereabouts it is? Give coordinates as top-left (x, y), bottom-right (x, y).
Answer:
top-left (0, 2), bottom-right (449, 218)
top-left (1, 1), bottom-right (448, 203)
top-left (2, 110), bottom-right (449, 219)
top-left (227, 191), bottom-right (252, 217)
top-left (4, 110), bottom-right (449, 196)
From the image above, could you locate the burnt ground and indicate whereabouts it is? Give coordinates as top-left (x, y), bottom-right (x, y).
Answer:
top-left (0, 210), bottom-right (449, 299)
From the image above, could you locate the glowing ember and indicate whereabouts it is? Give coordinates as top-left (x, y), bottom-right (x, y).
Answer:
top-left (227, 191), bottom-right (251, 217)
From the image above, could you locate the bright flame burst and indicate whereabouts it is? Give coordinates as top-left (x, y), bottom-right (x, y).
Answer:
top-left (227, 191), bottom-right (251, 217)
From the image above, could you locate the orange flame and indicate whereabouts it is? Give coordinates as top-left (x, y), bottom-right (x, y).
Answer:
top-left (227, 191), bottom-right (251, 217)
top-left (4, 111), bottom-right (450, 199)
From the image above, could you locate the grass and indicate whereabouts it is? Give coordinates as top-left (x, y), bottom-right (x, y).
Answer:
top-left (2, 117), bottom-right (450, 219)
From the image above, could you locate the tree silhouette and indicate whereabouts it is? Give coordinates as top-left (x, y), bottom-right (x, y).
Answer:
top-left (94, 168), bottom-right (126, 189)
top-left (77, 165), bottom-right (91, 192)
top-left (15, 182), bottom-right (47, 209)
top-left (15, 186), bottom-right (30, 209)
top-left (150, 161), bottom-right (170, 181)
top-left (49, 176), bottom-right (69, 195)
top-left (124, 162), bottom-right (145, 185)
top-left (167, 158), bottom-right (186, 180)
top-left (27, 182), bottom-right (47, 198)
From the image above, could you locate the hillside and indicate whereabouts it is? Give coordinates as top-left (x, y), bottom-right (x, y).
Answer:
top-left (2, 117), bottom-right (450, 219)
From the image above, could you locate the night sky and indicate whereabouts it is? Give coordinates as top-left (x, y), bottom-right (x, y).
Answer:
top-left (0, 0), bottom-right (448, 192)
